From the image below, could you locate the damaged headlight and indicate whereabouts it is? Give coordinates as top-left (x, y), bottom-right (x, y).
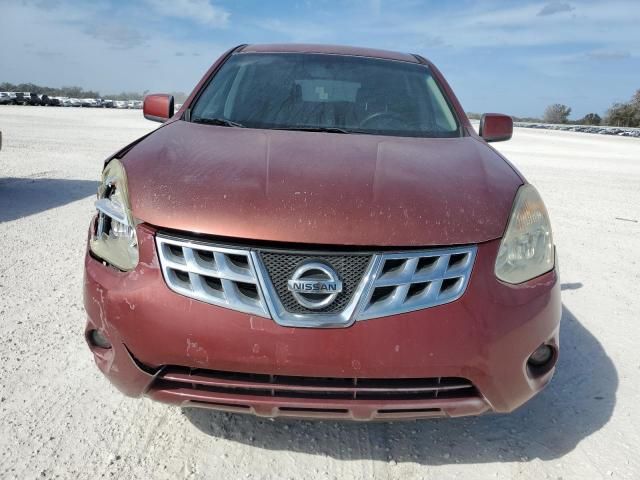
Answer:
top-left (89, 159), bottom-right (139, 271)
top-left (495, 184), bottom-right (554, 284)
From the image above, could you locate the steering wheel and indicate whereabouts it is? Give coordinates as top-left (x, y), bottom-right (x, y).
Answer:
top-left (359, 111), bottom-right (409, 129)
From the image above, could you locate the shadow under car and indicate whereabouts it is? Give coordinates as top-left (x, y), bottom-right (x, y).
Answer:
top-left (182, 305), bottom-right (616, 465)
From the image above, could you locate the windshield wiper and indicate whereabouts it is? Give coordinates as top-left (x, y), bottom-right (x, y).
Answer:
top-left (272, 126), bottom-right (353, 134)
top-left (192, 120), bottom-right (365, 134)
top-left (192, 117), bottom-right (245, 128)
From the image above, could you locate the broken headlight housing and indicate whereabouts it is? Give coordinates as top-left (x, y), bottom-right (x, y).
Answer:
top-left (495, 184), bottom-right (554, 284)
top-left (89, 159), bottom-right (139, 271)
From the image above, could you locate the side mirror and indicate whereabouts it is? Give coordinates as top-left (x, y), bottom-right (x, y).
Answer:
top-left (479, 113), bottom-right (513, 142)
top-left (143, 94), bottom-right (175, 123)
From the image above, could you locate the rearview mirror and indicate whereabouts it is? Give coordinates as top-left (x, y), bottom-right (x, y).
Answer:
top-left (143, 94), bottom-right (175, 123)
top-left (479, 113), bottom-right (513, 142)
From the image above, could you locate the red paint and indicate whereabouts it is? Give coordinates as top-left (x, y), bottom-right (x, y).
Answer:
top-left (123, 123), bottom-right (522, 246)
top-left (143, 94), bottom-right (174, 122)
top-left (85, 45), bottom-right (560, 420)
top-left (240, 43), bottom-right (420, 64)
top-left (84, 225), bottom-right (560, 418)
top-left (480, 113), bottom-right (514, 142)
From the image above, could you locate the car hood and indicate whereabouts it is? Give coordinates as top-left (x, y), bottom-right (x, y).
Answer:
top-left (123, 121), bottom-right (522, 247)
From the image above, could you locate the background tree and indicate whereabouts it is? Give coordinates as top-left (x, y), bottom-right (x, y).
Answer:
top-left (631, 88), bottom-right (640, 107)
top-left (0, 82), bottom-right (98, 98)
top-left (606, 102), bottom-right (640, 127)
top-left (580, 113), bottom-right (601, 125)
top-left (543, 104), bottom-right (572, 124)
top-left (603, 89), bottom-right (640, 127)
top-left (0, 81), bottom-right (185, 102)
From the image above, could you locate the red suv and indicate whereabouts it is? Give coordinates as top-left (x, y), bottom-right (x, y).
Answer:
top-left (84, 44), bottom-right (560, 420)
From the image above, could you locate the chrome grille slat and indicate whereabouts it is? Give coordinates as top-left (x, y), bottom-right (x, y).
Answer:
top-left (156, 233), bottom-right (476, 327)
top-left (358, 246), bottom-right (477, 321)
top-left (156, 236), bottom-right (269, 317)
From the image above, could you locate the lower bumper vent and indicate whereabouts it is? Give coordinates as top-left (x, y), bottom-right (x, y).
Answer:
top-left (151, 366), bottom-right (479, 401)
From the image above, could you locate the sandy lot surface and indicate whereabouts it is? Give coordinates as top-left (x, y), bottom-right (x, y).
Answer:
top-left (1, 106), bottom-right (639, 479)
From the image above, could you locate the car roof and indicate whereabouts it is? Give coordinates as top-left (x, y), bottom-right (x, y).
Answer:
top-left (239, 43), bottom-right (421, 64)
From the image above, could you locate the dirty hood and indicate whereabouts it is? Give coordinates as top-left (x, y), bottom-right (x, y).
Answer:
top-left (123, 121), bottom-right (522, 247)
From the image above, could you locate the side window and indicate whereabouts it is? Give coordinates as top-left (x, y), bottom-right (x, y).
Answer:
top-left (223, 65), bottom-right (248, 118)
top-left (192, 63), bottom-right (241, 119)
top-left (426, 76), bottom-right (457, 131)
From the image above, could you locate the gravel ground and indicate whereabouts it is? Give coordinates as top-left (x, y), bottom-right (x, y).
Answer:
top-left (1, 106), bottom-right (639, 480)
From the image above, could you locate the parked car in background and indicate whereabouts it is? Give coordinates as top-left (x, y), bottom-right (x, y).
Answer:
top-left (81, 98), bottom-right (98, 107)
top-left (0, 92), bottom-right (14, 105)
top-left (24, 93), bottom-right (38, 105)
top-left (25, 93), bottom-right (42, 106)
top-left (114, 100), bottom-right (128, 109)
top-left (69, 98), bottom-right (82, 107)
top-left (13, 93), bottom-right (27, 105)
top-left (48, 97), bottom-right (63, 107)
top-left (84, 44), bottom-right (559, 421)
top-left (102, 99), bottom-right (115, 108)
top-left (124, 100), bottom-right (143, 109)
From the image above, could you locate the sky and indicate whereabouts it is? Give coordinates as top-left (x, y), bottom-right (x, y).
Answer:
top-left (1, 0), bottom-right (639, 118)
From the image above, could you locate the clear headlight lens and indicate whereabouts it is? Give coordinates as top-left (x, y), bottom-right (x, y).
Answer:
top-left (89, 159), bottom-right (139, 271)
top-left (495, 184), bottom-right (554, 284)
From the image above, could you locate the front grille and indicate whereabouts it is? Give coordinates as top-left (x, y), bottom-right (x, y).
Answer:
top-left (155, 233), bottom-right (476, 327)
top-left (260, 252), bottom-right (371, 314)
top-left (152, 366), bottom-right (479, 401)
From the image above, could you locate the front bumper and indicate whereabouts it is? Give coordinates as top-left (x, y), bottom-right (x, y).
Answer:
top-left (84, 224), bottom-right (561, 420)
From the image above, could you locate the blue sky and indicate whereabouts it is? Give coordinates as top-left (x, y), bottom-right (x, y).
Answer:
top-left (1, 0), bottom-right (638, 118)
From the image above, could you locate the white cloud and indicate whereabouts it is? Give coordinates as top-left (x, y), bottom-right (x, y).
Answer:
top-left (144, 0), bottom-right (230, 27)
top-left (238, 1), bottom-right (638, 57)
top-left (0, 1), bottom-right (226, 93)
top-left (2, 0), bottom-right (639, 117)
top-left (257, 19), bottom-right (336, 43)
top-left (85, 24), bottom-right (148, 49)
top-left (348, 0), bottom-right (640, 51)
top-left (586, 50), bottom-right (631, 61)
top-left (537, 2), bottom-right (575, 17)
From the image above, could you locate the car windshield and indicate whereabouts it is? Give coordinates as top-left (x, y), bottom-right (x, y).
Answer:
top-left (190, 53), bottom-right (461, 138)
